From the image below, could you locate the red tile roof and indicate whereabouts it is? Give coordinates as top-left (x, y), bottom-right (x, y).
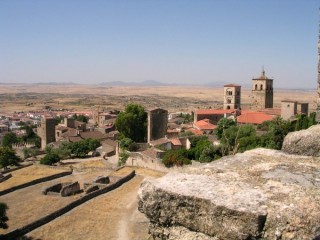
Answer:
top-left (196, 109), bottom-right (235, 115)
top-left (194, 119), bottom-right (217, 130)
top-left (171, 138), bottom-right (182, 146)
top-left (186, 128), bottom-right (203, 135)
top-left (237, 112), bottom-right (274, 125)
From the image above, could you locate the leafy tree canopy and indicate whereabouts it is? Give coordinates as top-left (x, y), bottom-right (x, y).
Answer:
top-left (72, 114), bottom-right (89, 123)
top-left (115, 103), bottom-right (147, 142)
top-left (2, 132), bottom-right (18, 148)
top-left (0, 147), bottom-right (20, 169)
top-left (162, 149), bottom-right (191, 167)
top-left (215, 118), bottom-right (236, 140)
top-left (40, 152), bottom-right (61, 165)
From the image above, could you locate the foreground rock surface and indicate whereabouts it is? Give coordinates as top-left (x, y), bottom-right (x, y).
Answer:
top-left (138, 148), bottom-right (320, 240)
top-left (282, 125), bottom-right (320, 156)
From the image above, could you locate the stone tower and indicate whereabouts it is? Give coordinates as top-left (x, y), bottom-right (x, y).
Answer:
top-left (40, 117), bottom-right (56, 150)
top-left (147, 108), bottom-right (168, 143)
top-left (251, 69), bottom-right (273, 110)
top-left (223, 84), bottom-right (241, 110)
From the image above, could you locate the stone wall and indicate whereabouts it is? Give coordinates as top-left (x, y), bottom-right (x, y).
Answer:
top-left (0, 171), bottom-right (72, 196)
top-left (138, 148), bottom-right (320, 239)
top-left (0, 170), bottom-right (136, 240)
top-left (126, 152), bottom-right (169, 173)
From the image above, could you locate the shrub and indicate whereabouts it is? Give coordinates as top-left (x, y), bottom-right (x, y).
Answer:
top-left (40, 153), bottom-right (61, 165)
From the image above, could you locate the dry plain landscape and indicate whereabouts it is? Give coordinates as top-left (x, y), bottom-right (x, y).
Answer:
top-left (0, 83), bottom-right (317, 113)
top-left (0, 83), bottom-right (318, 239)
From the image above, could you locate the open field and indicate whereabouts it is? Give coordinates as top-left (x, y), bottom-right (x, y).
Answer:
top-left (0, 84), bottom-right (317, 113)
top-left (0, 165), bottom-right (69, 191)
top-left (0, 158), bottom-right (114, 234)
top-left (0, 158), bottom-right (165, 239)
top-left (26, 167), bottom-right (165, 240)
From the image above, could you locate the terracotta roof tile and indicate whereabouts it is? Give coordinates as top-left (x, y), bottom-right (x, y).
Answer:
top-left (237, 112), bottom-right (274, 125)
top-left (194, 119), bottom-right (217, 130)
top-left (171, 138), bottom-right (182, 146)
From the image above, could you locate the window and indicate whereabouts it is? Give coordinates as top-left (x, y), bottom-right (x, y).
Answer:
top-left (255, 84), bottom-right (257, 90)
top-left (260, 84), bottom-right (263, 90)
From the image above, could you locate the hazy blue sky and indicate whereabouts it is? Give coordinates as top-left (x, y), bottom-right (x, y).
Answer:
top-left (0, 0), bottom-right (318, 88)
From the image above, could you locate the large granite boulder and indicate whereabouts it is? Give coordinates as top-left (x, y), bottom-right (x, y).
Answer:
top-left (138, 148), bottom-right (320, 240)
top-left (282, 125), bottom-right (320, 157)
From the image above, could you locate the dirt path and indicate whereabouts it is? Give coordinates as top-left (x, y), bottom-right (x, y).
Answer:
top-left (26, 173), bottom-right (155, 240)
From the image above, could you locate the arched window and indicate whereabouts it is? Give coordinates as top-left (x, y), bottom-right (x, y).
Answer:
top-left (260, 84), bottom-right (263, 90)
top-left (255, 84), bottom-right (258, 90)
top-left (227, 106), bottom-right (230, 109)
top-left (227, 98), bottom-right (232, 104)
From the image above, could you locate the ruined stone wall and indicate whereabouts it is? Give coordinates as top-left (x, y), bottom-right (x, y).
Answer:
top-left (0, 170), bottom-right (136, 240)
top-left (0, 171), bottom-right (72, 196)
top-left (126, 152), bottom-right (168, 172)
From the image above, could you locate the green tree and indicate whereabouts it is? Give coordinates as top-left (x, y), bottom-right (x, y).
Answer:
top-left (162, 149), bottom-right (191, 167)
top-left (0, 147), bottom-right (20, 170)
top-left (69, 141), bottom-right (90, 158)
top-left (22, 148), bottom-right (38, 159)
top-left (261, 117), bottom-right (291, 150)
top-left (198, 145), bottom-right (220, 162)
top-left (215, 118), bottom-right (236, 140)
top-left (118, 152), bottom-right (129, 166)
top-left (0, 203), bottom-right (9, 229)
top-left (115, 103), bottom-right (147, 142)
top-left (40, 152), bottom-right (60, 165)
top-left (308, 112), bottom-right (317, 127)
top-left (84, 138), bottom-right (101, 151)
top-left (72, 114), bottom-right (88, 123)
top-left (2, 132), bottom-right (18, 148)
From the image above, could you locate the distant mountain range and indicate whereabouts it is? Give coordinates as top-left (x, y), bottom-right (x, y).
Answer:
top-left (0, 81), bottom-right (314, 90)
top-left (98, 80), bottom-right (234, 87)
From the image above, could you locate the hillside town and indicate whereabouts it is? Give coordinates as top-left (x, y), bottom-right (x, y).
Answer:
top-left (0, 69), bottom-right (313, 167)
top-left (1, 1), bottom-right (320, 239)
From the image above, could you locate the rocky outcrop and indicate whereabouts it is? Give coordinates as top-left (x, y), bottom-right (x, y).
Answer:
top-left (138, 148), bottom-right (320, 240)
top-left (282, 125), bottom-right (320, 156)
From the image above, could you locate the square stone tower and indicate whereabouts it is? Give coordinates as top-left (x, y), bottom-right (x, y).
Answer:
top-left (251, 69), bottom-right (273, 110)
top-left (40, 117), bottom-right (56, 150)
top-left (223, 84), bottom-right (241, 110)
top-left (147, 108), bottom-right (168, 143)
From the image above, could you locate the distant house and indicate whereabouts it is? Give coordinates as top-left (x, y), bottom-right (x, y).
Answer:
top-left (193, 119), bottom-right (217, 134)
top-left (281, 100), bottom-right (309, 120)
top-left (194, 109), bottom-right (238, 124)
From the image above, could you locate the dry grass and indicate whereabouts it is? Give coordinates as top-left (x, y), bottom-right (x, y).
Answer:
top-left (0, 161), bottom-right (114, 234)
top-left (0, 165), bottom-right (69, 191)
top-left (27, 168), bottom-right (164, 240)
top-left (0, 84), bottom-right (316, 113)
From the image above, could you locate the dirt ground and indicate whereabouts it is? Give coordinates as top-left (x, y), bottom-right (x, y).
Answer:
top-left (0, 158), bottom-right (115, 234)
top-left (26, 167), bottom-right (165, 240)
top-left (0, 165), bottom-right (70, 191)
top-left (0, 160), bottom-right (165, 239)
top-left (0, 84), bottom-right (317, 113)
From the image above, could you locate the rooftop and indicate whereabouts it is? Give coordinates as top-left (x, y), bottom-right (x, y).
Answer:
top-left (237, 112), bottom-right (274, 125)
top-left (196, 109), bottom-right (236, 115)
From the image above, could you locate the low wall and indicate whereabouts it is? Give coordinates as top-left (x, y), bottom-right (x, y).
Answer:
top-left (126, 152), bottom-right (168, 173)
top-left (0, 170), bottom-right (136, 240)
top-left (0, 173), bottom-right (12, 183)
top-left (0, 171), bottom-right (73, 196)
top-left (1, 164), bottom-right (33, 174)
